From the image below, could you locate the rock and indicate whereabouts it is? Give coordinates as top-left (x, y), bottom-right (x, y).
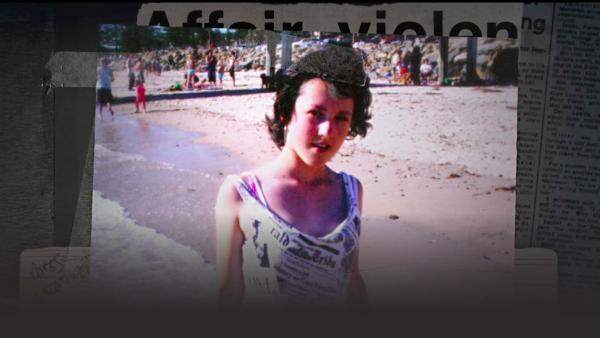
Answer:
top-left (453, 52), bottom-right (467, 63)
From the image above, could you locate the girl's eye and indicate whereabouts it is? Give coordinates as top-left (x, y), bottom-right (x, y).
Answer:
top-left (335, 114), bottom-right (350, 122)
top-left (309, 110), bottom-right (323, 118)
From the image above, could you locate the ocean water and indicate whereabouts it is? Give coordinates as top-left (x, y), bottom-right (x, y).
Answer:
top-left (90, 190), bottom-right (217, 305)
top-left (90, 115), bottom-right (252, 305)
top-left (93, 115), bottom-right (254, 265)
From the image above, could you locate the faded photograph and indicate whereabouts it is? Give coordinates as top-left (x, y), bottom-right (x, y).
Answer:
top-left (91, 26), bottom-right (518, 308)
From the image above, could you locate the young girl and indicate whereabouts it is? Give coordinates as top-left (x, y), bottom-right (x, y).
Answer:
top-left (215, 46), bottom-right (372, 307)
top-left (134, 78), bottom-right (147, 114)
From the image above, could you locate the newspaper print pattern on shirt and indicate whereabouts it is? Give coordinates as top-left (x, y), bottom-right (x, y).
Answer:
top-left (229, 172), bottom-right (361, 305)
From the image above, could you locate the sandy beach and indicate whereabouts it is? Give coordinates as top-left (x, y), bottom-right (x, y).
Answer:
top-left (94, 68), bottom-right (517, 306)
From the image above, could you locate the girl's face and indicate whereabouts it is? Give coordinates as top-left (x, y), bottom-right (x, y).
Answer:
top-left (285, 78), bottom-right (354, 167)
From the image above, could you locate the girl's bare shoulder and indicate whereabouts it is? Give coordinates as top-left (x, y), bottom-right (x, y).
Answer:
top-left (218, 165), bottom-right (272, 203)
top-left (216, 175), bottom-right (243, 207)
top-left (248, 163), bottom-right (278, 183)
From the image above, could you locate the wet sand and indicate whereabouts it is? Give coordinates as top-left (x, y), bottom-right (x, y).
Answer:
top-left (99, 69), bottom-right (518, 305)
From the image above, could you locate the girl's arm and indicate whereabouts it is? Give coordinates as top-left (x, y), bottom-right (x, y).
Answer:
top-left (348, 179), bottom-right (368, 306)
top-left (215, 178), bottom-right (245, 306)
top-left (348, 248), bottom-right (368, 306)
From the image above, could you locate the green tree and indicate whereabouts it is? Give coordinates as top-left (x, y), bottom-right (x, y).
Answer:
top-left (99, 25), bottom-right (123, 52)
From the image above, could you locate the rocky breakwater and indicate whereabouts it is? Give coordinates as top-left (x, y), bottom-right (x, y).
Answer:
top-left (109, 36), bottom-right (518, 85)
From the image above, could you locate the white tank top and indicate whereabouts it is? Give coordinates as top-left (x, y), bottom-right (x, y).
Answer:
top-left (227, 171), bottom-right (362, 306)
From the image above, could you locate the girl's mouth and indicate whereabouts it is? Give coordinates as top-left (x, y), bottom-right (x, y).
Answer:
top-left (311, 142), bottom-right (331, 152)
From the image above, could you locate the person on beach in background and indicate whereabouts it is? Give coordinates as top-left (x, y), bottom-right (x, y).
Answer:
top-left (391, 49), bottom-right (401, 83)
top-left (184, 53), bottom-right (196, 91)
top-left (152, 54), bottom-right (162, 77)
top-left (168, 54), bottom-right (175, 69)
top-left (127, 55), bottom-right (136, 91)
top-left (431, 61), bottom-right (440, 83)
top-left (228, 50), bottom-right (238, 87)
top-left (134, 57), bottom-right (145, 86)
top-left (167, 81), bottom-right (183, 92)
top-left (420, 58), bottom-right (433, 85)
top-left (215, 45), bottom-right (372, 308)
top-left (217, 55), bottom-right (226, 88)
top-left (191, 74), bottom-right (208, 90)
top-left (410, 45), bottom-right (422, 86)
top-left (97, 58), bottom-right (115, 118)
top-left (401, 49), bottom-right (412, 85)
top-left (134, 78), bottom-right (147, 114)
top-left (206, 50), bottom-right (218, 88)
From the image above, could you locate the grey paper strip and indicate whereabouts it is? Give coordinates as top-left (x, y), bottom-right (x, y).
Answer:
top-left (45, 52), bottom-right (98, 88)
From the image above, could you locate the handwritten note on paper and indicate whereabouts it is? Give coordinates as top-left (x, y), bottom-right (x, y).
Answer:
top-left (19, 247), bottom-right (90, 302)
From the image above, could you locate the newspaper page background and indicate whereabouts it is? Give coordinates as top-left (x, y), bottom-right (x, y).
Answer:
top-left (515, 4), bottom-right (555, 246)
top-left (137, 3), bottom-right (522, 38)
top-left (5, 2), bottom-right (598, 333)
top-left (513, 2), bottom-right (559, 307)
top-left (517, 3), bottom-right (600, 308)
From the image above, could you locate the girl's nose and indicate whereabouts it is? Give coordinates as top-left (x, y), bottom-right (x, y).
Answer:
top-left (318, 120), bottom-right (332, 137)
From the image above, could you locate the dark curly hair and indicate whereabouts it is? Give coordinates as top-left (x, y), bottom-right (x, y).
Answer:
top-left (266, 45), bottom-right (372, 149)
